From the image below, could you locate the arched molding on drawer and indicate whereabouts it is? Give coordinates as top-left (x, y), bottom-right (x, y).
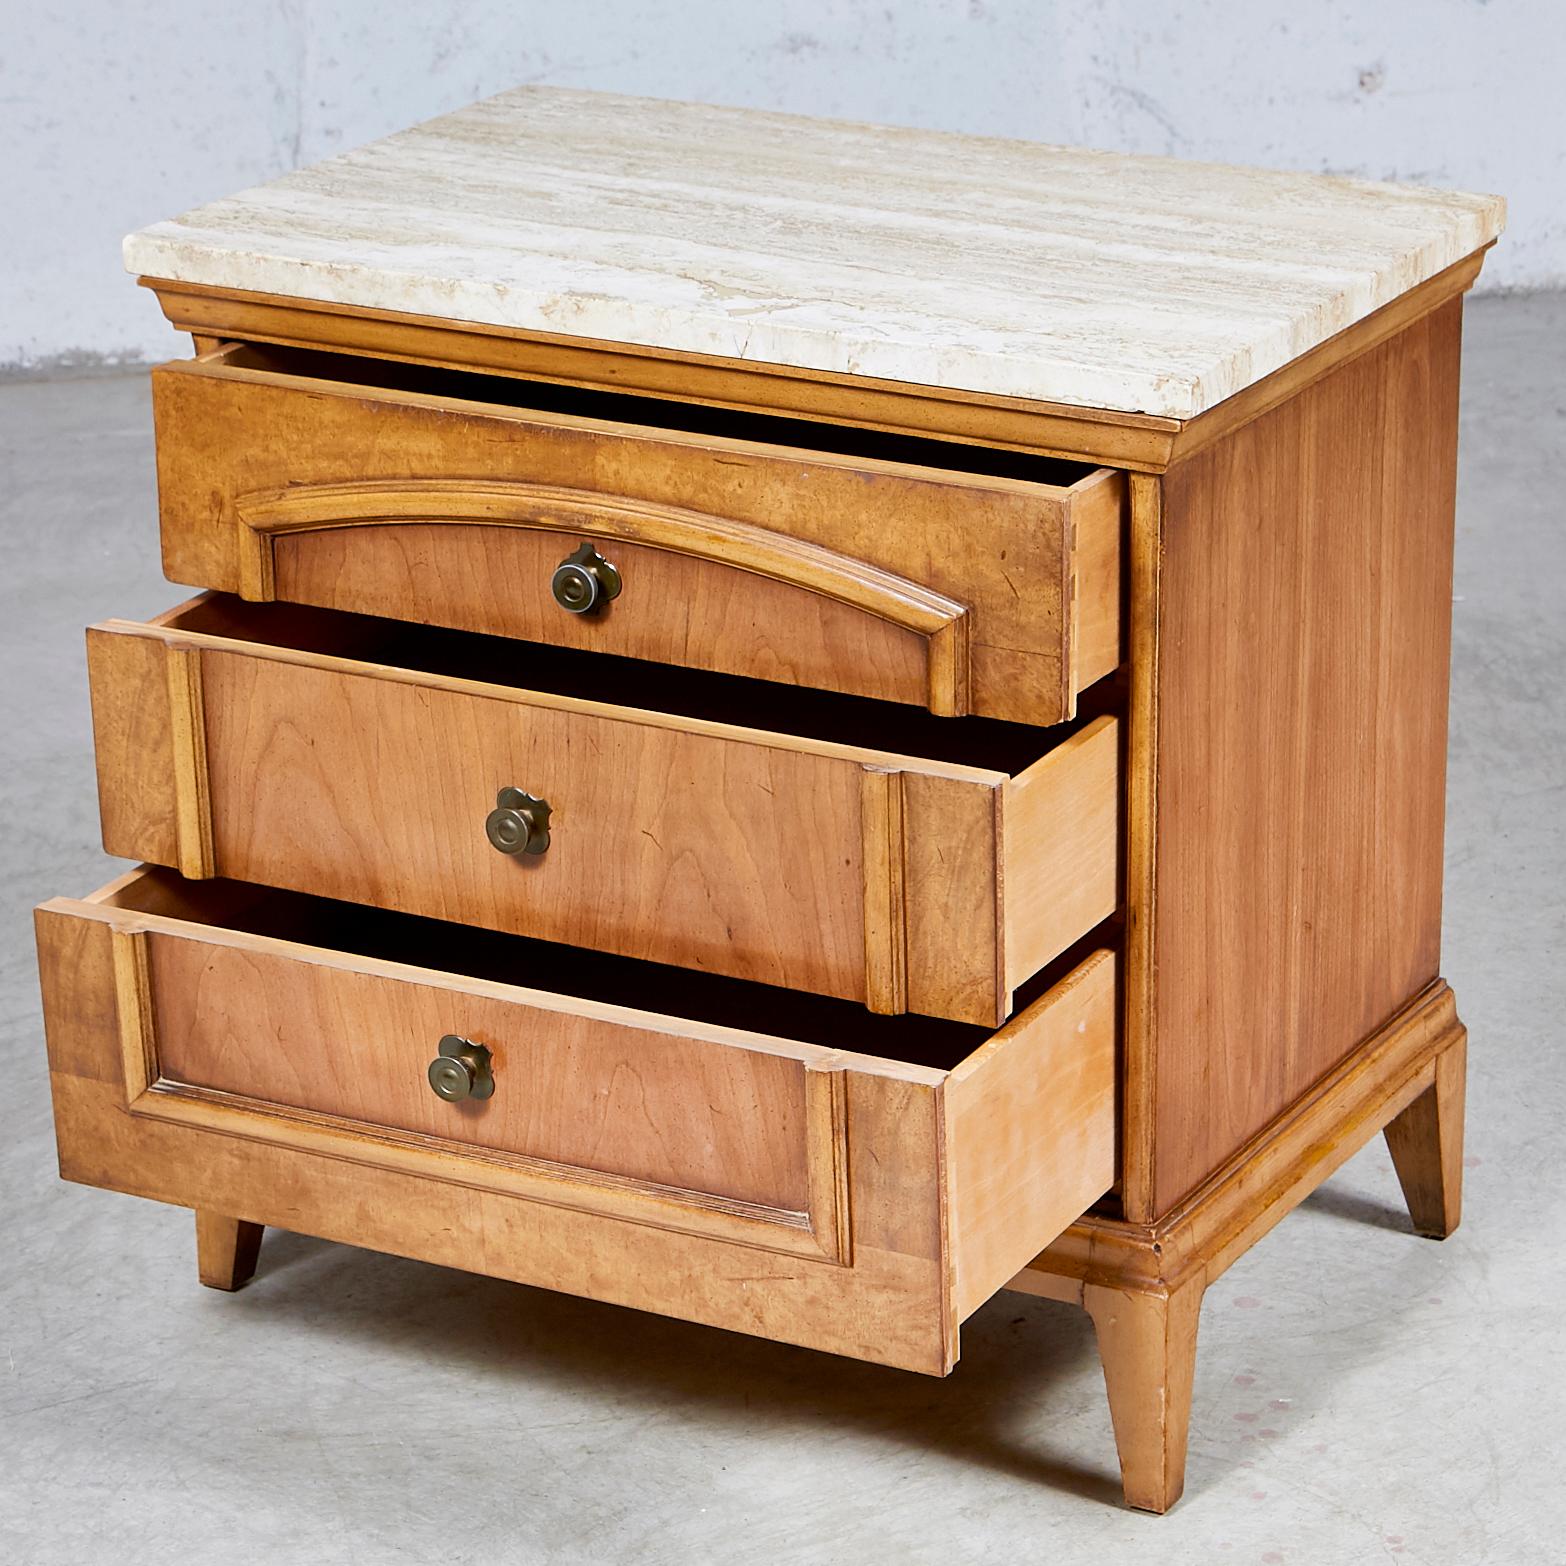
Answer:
top-left (235, 478), bottom-right (972, 715)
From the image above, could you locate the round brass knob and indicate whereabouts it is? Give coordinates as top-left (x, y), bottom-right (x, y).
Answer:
top-left (486, 787), bottom-right (551, 855)
top-left (551, 541), bottom-right (621, 614)
top-left (427, 1035), bottom-right (494, 1103)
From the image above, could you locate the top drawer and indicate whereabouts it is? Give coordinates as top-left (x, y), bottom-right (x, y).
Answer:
top-left (151, 345), bottom-right (1123, 727)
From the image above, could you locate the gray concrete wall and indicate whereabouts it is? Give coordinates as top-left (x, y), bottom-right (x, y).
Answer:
top-left (4, 1), bottom-right (1559, 371)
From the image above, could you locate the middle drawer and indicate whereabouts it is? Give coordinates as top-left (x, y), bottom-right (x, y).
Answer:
top-left (88, 596), bottom-right (1119, 1026)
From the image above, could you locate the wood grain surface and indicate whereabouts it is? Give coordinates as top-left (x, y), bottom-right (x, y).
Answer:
top-left (86, 605), bottom-right (1118, 1024)
top-left (37, 870), bottom-right (1117, 1372)
top-left (1146, 300), bottom-right (1463, 1213)
top-left (148, 929), bottom-right (818, 1213)
top-left (150, 350), bottom-right (1123, 725)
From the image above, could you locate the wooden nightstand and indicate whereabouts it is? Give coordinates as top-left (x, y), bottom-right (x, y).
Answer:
top-left (34, 88), bottom-right (1504, 1512)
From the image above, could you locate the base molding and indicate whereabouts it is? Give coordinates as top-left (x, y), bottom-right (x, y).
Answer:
top-left (1007, 979), bottom-right (1467, 1510)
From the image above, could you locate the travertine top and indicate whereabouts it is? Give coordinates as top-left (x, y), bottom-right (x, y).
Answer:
top-left (124, 87), bottom-right (1504, 419)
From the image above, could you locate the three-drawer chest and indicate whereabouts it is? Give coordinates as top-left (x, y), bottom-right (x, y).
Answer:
top-left (34, 87), bottom-right (1505, 1512)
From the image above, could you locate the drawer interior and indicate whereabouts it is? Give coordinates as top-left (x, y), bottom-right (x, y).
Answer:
top-left (222, 343), bottom-right (1100, 489)
top-left (99, 867), bottom-right (1112, 1070)
top-left (160, 594), bottom-right (1113, 776)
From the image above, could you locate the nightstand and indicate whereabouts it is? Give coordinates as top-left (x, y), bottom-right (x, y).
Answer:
top-left (35, 87), bottom-right (1503, 1512)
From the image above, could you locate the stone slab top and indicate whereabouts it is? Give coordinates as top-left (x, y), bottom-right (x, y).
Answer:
top-left (124, 86), bottom-right (1505, 419)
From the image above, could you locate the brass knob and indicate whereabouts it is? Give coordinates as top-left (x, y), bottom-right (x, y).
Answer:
top-left (486, 787), bottom-right (551, 855)
top-left (552, 541), bottom-right (621, 614)
top-left (427, 1035), bottom-right (494, 1103)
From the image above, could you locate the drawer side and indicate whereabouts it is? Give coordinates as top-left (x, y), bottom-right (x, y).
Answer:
top-left (943, 948), bottom-right (1118, 1320)
top-left (1002, 715), bottom-right (1122, 998)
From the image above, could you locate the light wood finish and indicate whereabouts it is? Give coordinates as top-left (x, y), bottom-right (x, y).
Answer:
top-left (150, 348), bottom-right (1124, 726)
top-left (1009, 981), bottom-right (1467, 1510)
top-left (195, 1211), bottom-right (263, 1291)
top-left (108, 913), bottom-right (850, 1263)
top-left (945, 951), bottom-right (1118, 1318)
top-left (1085, 1280), bottom-right (1204, 1514)
top-left (33, 132), bottom-right (1493, 1512)
top-left (1072, 466), bottom-right (1126, 678)
top-left (1119, 471), bottom-right (1162, 1222)
top-left (85, 602), bottom-right (1120, 1025)
top-left (85, 629), bottom-right (180, 869)
top-left (143, 248), bottom-right (1487, 472)
top-left (146, 279), bottom-right (1180, 467)
top-left (36, 868), bottom-right (1117, 1373)
top-left (1385, 1030), bottom-right (1466, 1238)
top-left (859, 768), bottom-right (908, 1016)
top-left (241, 478), bottom-right (970, 716)
top-left (161, 644), bottom-right (214, 878)
top-left (1142, 298), bottom-right (1463, 1214)
top-left (1002, 715), bottom-right (1120, 993)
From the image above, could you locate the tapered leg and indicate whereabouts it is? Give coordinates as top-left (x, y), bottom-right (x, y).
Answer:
top-left (195, 1211), bottom-right (264, 1291)
top-left (1084, 1279), bottom-right (1205, 1513)
top-left (1384, 1032), bottom-right (1466, 1238)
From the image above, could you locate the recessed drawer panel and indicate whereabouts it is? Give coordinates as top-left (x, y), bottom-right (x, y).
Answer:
top-left (151, 345), bottom-right (1124, 725)
top-left (36, 867), bottom-right (1119, 1374)
top-left (88, 596), bottom-right (1121, 1027)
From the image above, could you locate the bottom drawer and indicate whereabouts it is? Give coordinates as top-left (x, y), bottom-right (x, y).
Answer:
top-left (36, 867), bottom-right (1116, 1375)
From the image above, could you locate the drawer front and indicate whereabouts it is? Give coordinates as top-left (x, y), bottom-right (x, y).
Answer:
top-left (36, 868), bottom-right (1118, 1374)
top-left (151, 352), bottom-right (1124, 726)
top-left (87, 603), bottom-right (1121, 1026)
top-left (138, 909), bottom-right (849, 1258)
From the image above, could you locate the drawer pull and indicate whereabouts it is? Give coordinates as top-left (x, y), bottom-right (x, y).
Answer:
top-left (427, 1034), bottom-right (495, 1103)
top-left (552, 540), bottom-right (622, 614)
top-left (485, 787), bottom-right (552, 856)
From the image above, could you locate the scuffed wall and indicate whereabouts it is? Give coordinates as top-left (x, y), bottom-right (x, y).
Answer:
top-left (3, 0), bottom-right (1557, 370)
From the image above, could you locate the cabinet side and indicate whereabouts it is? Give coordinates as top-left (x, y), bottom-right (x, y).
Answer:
top-left (1146, 299), bottom-right (1463, 1216)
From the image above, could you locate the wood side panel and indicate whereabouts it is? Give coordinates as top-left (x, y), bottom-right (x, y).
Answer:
top-left (273, 520), bottom-right (934, 709)
top-left (149, 362), bottom-right (1098, 725)
top-left (85, 629), bottom-right (178, 866)
top-left (1149, 302), bottom-right (1462, 1213)
top-left (1012, 981), bottom-right (1464, 1300)
top-left (946, 949), bottom-right (1118, 1318)
top-left (1002, 715), bottom-right (1120, 992)
top-left (146, 931), bottom-right (813, 1211)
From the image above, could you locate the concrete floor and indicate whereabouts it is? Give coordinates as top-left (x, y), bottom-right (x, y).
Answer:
top-left (1, 293), bottom-right (1562, 1565)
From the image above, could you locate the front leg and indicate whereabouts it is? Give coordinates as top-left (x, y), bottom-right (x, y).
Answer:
top-left (1384, 1031), bottom-right (1467, 1239)
top-left (195, 1211), bottom-right (264, 1291)
top-left (1084, 1277), bottom-right (1205, 1513)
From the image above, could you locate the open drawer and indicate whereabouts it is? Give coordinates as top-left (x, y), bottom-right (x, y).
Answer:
top-left (88, 595), bottom-right (1121, 1027)
top-left (150, 344), bottom-right (1124, 726)
top-left (37, 867), bottom-right (1116, 1375)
